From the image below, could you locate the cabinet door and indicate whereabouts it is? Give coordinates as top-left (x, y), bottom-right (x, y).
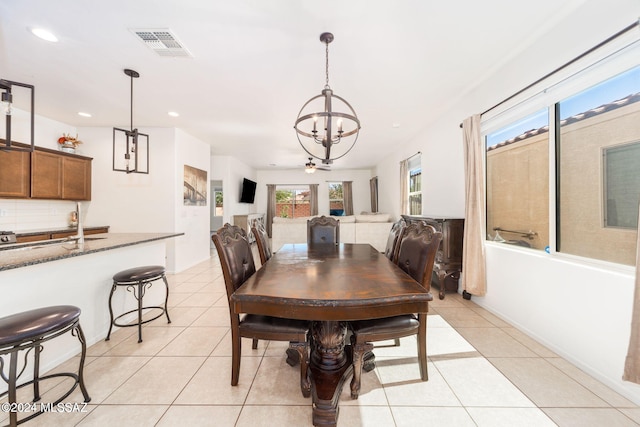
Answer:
top-left (62, 157), bottom-right (91, 200)
top-left (31, 151), bottom-right (63, 199)
top-left (0, 149), bottom-right (30, 198)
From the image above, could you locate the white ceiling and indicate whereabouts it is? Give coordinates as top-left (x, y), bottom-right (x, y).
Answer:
top-left (0, 0), bottom-right (589, 171)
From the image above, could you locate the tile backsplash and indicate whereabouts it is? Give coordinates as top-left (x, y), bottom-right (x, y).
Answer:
top-left (0, 200), bottom-right (82, 232)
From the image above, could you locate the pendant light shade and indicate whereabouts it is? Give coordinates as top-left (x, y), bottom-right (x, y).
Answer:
top-left (113, 69), bottom-right (149, 174)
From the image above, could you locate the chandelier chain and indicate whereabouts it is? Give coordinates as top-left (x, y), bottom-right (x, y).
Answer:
top-left (325, 40), bottom-right (330, 89)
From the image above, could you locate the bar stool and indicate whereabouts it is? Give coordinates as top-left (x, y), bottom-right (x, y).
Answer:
top-left (0, 305), bottom-right (91, 427)
top-left (105, 265), bottom-right (171, 343)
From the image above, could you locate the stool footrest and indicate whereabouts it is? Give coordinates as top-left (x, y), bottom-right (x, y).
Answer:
top-left (112, 307), bottom-right (168, 328)
top-left (0, 371), bottom-right (90, 425)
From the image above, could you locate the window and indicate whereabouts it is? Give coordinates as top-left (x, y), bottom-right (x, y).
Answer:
top-left (486, 109), bottom-right (549, 250)
top-left (408, 155), bottom-right (422, 215)
top-left (557, 67), bottom-right (640, 264)
top-left (328, 183), bottom-right (344, 216)
top-left (604, 142), bottom-right (640, 229)
top-left (276, 186), bottom-right (310, 218)
top-left (484, 59), bottom-right (640, 265)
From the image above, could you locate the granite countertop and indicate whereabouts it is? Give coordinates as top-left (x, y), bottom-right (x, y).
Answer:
top-left (0, 233), bottom-right (183, 271)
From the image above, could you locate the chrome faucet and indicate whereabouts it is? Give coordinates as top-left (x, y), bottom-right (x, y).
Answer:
top-left (69, 202), bottom-right (84, 245)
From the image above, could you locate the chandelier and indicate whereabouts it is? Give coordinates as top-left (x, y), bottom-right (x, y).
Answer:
top-left (294, 32), bottom-right (360, 165)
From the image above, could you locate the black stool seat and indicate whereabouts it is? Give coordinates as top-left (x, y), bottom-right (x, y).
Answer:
top-left (113, 265), bottom-right (166, 283)
top-left (0, 305), bottom-right (90, 427)
top-left (0, 305), bottom-right (81, 347)
top-left (106, 265), bottom-right (171, 343)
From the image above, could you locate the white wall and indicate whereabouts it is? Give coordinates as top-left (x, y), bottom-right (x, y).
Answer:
top-left (79, 126), bottom-right (212, 272)
top-left (78, 126), bottom-right (175, 233)
top-left (210, 155), bottom-right (257, 225)
top-left (373, 0), bottom-right (640, 403)
top-left (255, 168), bottom-right (376, 218)
top-left (172, 128), bottom-right (211, 271)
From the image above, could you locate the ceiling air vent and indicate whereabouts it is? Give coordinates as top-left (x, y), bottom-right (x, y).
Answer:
top-left (130, 28), bottom-right (192, 58)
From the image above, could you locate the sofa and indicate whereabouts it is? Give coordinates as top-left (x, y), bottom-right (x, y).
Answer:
top-left (271, 213), bottom-right (393, 253)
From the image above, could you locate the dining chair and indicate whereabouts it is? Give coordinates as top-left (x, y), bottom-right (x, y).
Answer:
top-left (212, 223), bottom-right (311, 397)
top-left (384, 218), bottom-right (407, 347)
top-left (307, 215), bottom-right (340, 244)
top-left (251, 221), bottom-right (272, 265)
top-left (384, 218), bottom-right (407, 261)
top-left (348, 222), bottom-right (442, 399)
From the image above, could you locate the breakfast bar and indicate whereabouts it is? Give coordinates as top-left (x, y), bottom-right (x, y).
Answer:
top-left (0, 232), bottom-right (183, 381)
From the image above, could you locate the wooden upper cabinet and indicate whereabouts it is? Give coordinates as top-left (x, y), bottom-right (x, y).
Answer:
top-left (31, 150), bottom-right (92, 200)
top-left (31, 150), bottom-right (63, 199)
top-left (62, 156), bottom-right (91, 200)
top-left (0, 142), bottom-right (92, 200)
top-left (0, 149), bottom-right (31, 198)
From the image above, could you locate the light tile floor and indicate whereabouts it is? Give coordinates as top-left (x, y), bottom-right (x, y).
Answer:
top-left (3, 246), bottom-right (640, 426)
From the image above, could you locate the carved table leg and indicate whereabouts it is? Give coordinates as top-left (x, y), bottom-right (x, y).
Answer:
top-left (309, 320), bottom-right (352, 427)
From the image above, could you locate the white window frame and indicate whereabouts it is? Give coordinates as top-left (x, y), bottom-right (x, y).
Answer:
top-left (481, 31), bottom-right (640, 270)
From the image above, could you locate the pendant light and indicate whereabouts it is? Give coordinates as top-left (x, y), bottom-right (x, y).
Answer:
top-left (113, 69), bottom-right (149, 174)
top-left (294, 32), bottom-right (360, 165)
top-left (0, 79), bottom-right (35, 152)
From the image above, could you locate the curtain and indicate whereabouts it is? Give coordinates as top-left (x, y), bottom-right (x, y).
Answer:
top-left (623, 203), bottom-right (640, 383)
top-left (266, 184), bottom-right (276, 237)
top-left (399, 159), bottom-right (409, 215)
top-left (343, 181), bottom-right (353, 216)
top-left (370, 176), bottom-right (378, 213)
top-left (310, 184), bottom-right (319, 216)
top-left (461, 114), bottom-right (487, 296)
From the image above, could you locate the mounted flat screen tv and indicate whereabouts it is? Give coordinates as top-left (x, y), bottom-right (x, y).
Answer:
top-left (240, 178), bottom-right (257, 203)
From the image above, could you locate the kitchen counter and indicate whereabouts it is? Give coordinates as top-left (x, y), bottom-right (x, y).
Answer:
top-left (0, 231), bottom-right (183, 381)
top-left (0, 232), bottom-right (183, 271)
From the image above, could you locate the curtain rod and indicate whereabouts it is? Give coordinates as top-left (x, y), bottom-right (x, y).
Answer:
top-left (459, 19), bottom-right (640, 128)
top-left (407, 151), bottom-right (421, 160)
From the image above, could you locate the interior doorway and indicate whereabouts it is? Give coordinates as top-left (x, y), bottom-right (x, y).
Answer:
top-left (210, 180), bottom-right (223, 247)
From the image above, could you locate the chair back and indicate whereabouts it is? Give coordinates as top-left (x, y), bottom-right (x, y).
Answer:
top-left (212, 223), bottom-right (257, 301)
top-left (251, 221), bottom-right (272, 265)
top-left (307, 215), bottom-right (340, 245)
top-left (384, 219), bottom-right (406, 262)
top-left (395, 222), bottom-right (442, 291)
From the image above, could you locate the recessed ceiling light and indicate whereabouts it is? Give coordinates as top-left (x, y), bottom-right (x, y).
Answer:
top-left (392, 123), bottom-right (401, 128)
top-left (168, 111), bottom-right (179, 117)
top-left (30, 28), bottom-right (58, 42)
top-left (77, 112), bottom-right (92, 118)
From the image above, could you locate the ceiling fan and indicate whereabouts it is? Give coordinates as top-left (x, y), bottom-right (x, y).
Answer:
top-left (305, 157), bottom-right (331, 173)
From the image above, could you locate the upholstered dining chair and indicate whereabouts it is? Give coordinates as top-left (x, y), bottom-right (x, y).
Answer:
top-left (384, 218), bottom-right (408, 347)
top-left (348, 222), bottom-right (442, 399)
top-left (307, 215), bottom-right (340, 245)
top-left (384, 218), bottom-right (407, 261)
top-left (251, 221), bottom-right (272, 265)
top-left (212, 223), bottom-right (311, 397)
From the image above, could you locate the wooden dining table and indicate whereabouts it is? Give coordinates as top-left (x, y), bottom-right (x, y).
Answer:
top-left (231, 243), bottom-right (433, 427)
